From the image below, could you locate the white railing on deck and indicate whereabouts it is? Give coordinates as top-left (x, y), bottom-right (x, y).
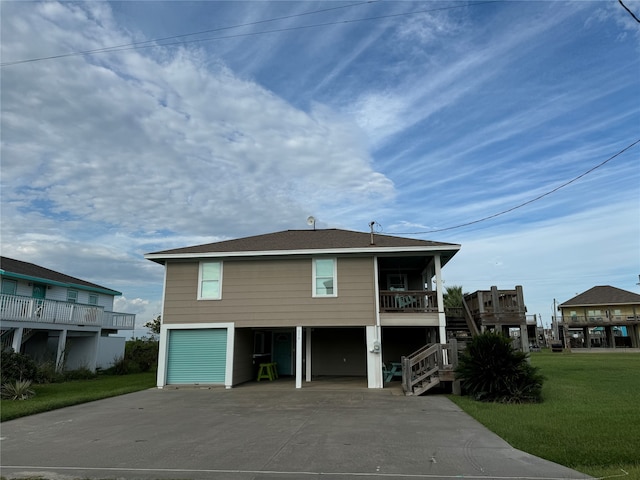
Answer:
top-left (0, 294), bottom-right (134, 330)
top-left (103, 312), bottom-right (136, 329)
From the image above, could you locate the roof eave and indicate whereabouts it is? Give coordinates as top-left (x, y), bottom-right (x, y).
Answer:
top-left (0, 271), bottom-right (122, 296)
top-left (145, 244), bottom-right (461, 264)
top-left (559, 301), bottom-right (640, 308)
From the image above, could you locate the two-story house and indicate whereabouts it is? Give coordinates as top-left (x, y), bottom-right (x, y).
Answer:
top-left (145, 228), bottom-right (461, 389)
top-left (557, 285), bottom-right (640, 348)
top-left (0, 257), bottom-right (136, 370)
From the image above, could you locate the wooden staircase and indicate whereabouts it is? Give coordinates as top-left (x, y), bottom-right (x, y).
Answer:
top-left (401, 340), bottom-right (460, 396)
top-left (445, 296), bottom-right (481, 340)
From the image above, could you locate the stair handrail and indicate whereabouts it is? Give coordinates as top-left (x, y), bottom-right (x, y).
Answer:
top-left (401, 343), bottom-right (442, 394)
top-left (462, 296), bottom-right (481, 336)
top-left (401, 339), bottom-right (461, 395)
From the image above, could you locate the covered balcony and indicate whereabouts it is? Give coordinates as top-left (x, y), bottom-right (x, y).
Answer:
top-left (376, 256), bottom-right (443, 330)
top-left (0, 293), bottom-right (135, 330)
top-left (559, 313), bottom-right (640, 328)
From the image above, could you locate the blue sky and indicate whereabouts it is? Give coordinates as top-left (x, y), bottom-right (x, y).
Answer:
top-left (2, 1), bottom-right (639, 336)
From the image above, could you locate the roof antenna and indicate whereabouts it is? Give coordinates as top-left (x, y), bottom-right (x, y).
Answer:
top-left (369, 221), bottom-right (376, 245)
top-left (307, 216), bottom-right (316, 230)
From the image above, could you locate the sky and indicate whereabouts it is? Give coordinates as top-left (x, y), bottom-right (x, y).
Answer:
top-left (1, 0), bottom-right (639, 337)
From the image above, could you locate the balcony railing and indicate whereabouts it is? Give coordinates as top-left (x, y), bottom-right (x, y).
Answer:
top-left (379, 291), bottom-right (438, 313)
top-left (0, 294), bottom-right (135, 330)
top-left (560, 314), bottom-right (640, 326)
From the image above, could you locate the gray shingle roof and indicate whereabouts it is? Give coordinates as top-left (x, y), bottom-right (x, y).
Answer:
top-left (0, 256), bottom-right (120, 295)
top-left (147, 228), bottom-right (460, 257)
top-left (559, 286), bottom-right (640, 307)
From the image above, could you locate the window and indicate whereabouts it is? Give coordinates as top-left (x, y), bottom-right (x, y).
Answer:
top-left (1, 279), bottom-right (17, 295)
top-left (88, 294), bottom-right (98, 305)
top-left (387, 274), bottom-right (408, 291)
top-left (198, 261), bottom-right (222, 300)
top-left (587, 309), bottom-right (602, 321)
top-left (313, 258), bottom-right (337, 297)
top-left (67, 290), bottom-right (78, 303)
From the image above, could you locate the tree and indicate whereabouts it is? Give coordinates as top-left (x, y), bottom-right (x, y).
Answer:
top-left (443, 285), bottom-right (465, 309)
top-left (144, 314), bottom-right (161, 337)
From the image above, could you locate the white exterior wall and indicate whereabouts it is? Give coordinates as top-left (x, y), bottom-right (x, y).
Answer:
top-left (65, 334), bottom-right (98, 371)
top-left (6, 278), bottom-right (115, 310)
top-left (96, 336), bottom-right (126, 369)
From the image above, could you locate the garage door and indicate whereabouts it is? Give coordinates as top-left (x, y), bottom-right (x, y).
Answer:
top-left (166, 328), bottom-right (227, 384)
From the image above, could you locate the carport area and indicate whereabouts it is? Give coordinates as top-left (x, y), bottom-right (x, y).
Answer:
top-left (0, 386), bottom-right (591, 480)
top-left (235, 326), bottom-right (369, 387)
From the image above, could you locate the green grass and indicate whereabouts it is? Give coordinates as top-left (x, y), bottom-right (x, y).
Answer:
top-left (0, 371), bottom-right (156, 422)
top-left (449, 350), bottom-right (640, 478)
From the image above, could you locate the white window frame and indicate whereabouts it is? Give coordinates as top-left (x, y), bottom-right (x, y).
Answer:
top-left (312, 258), bottom-right (337, 298)
top-left (88, 294), bottom-right (99, 305)
top-left (67, 289), bottom-right (78, 303)
top-left (198, 261), bottom-right (223, 300)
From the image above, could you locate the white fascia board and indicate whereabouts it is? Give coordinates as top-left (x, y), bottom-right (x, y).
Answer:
top-left (145, 244), bottom-right (461, 261)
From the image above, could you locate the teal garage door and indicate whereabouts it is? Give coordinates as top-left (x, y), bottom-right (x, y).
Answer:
top-left (166, 329), bottom-right (227, 384)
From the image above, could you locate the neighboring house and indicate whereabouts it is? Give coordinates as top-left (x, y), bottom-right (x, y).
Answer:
top-left (557, 286), bottom-right (640, 348)
top-left (145, 228), bottom-right (461, 389)
top-left (0, 257), bottom-right (136, 370)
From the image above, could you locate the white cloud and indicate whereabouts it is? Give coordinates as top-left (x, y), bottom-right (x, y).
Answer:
top-left (442, 199), bottom-right (640, 325)
top-left (1, 2), bottom-right (394, 245)
top-left (1, 1), bottom-right (638, 333)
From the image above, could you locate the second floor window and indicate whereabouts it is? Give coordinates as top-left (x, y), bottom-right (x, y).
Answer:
top-left (313, 258), bottom-right (337, 297)
top-left (67, 290), bottom-right (78, 303)
top-left (1, 279), bottom-right (17, 295)
top-left (198, 261), bottom-right (222, 300)
top-left (88, 294), bottom-right (98, 305)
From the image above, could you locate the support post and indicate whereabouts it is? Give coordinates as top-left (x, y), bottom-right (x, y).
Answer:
top-left (305, 327), bottom-right (312, 382)
top-left (434, 255), bottom-right (446, 343)
top-left (56, 329), bottom-right (68, 372)
top-left (11, 327), bottom-right (24, 353)
top-left (295, 326), bottom-right (303, 388)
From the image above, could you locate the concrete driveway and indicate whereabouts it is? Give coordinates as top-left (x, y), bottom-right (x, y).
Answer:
top-left (0, 380), bottom-right (592, 480)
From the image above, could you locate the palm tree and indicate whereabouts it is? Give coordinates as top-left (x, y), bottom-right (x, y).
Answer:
top-left (443, 285), bottom-right (465, 309)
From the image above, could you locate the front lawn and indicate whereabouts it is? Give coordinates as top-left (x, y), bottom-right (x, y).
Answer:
top-left (450, 350), bottom-right (640, 478)
top-left (1, 371), bottom-right (156, 422)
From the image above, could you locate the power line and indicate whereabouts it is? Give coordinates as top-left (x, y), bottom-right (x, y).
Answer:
top-left (391, 138), bottom-right (640, 235)
top-left (1, 1), bottom-right (376, 67)
top-left (1, 1), bottom-right (498, 67)
top-left (618, 0), bottom-right (640, 23)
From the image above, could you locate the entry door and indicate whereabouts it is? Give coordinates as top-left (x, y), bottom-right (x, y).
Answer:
top-left (273, 331), bottom-right (293, 375)
top-left (32, 283), bottom-right (47, 299)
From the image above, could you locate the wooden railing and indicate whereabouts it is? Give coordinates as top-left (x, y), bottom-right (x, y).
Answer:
top-left (379, 290), bottom-right (438, 313)
top-left (0, 294), bottom-right (135, 330)
top-left (401, 339), bottom-right (459, 396)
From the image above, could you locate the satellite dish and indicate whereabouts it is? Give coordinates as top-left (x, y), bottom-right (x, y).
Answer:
top-left (307, 216), bottom-right (316, 229)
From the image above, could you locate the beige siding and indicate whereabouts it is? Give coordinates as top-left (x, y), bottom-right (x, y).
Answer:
top-left (163, 257), bottom-right (376, 327)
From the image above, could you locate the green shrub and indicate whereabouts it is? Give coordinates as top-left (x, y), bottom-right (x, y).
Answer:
top-left (107, 355), bottom-right (130, 375)
top-left (0, 349), bottom-right (38, 384)
top-left (455, 332), bottom-right (544, 403)
top-left (63, 367), bottom-right (96, 381)
top-left (104, 338), bottom-right (158, 375)
top-left (125, 338), bottom-right (158, 372)
top-left (1, 379), bottom-right (35, 400)
top-left (34, 361), bottom-right (65, 384)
